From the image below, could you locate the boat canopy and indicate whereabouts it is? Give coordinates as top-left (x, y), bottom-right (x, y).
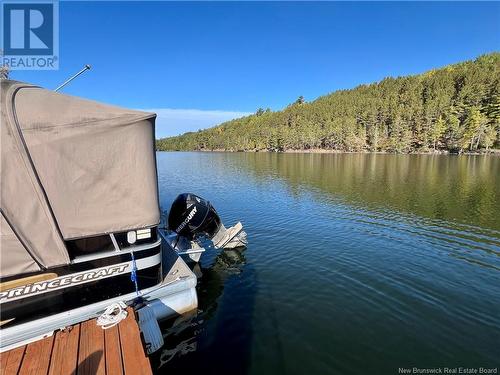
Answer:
top-left (1, 80), bottom-right (160, 277)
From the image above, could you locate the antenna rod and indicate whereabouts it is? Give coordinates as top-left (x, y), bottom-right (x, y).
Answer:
top-left (54, 64), bottom-right (91, 92)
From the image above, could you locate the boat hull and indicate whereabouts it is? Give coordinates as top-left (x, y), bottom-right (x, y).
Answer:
top-left (0, 241), bottom-right (197, 351)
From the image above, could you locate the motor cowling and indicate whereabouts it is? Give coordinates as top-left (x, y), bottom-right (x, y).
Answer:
top-left (168, 193), bottom-right (221, 239)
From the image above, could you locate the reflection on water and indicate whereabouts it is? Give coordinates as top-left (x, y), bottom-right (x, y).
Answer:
top-left (233, 153), bottom-right (500, 231)
top-left (151, 247), bottom-right (251, 373)
top-left (155, 152), bottom-right (500, 375)
top-left (156, 311), bottom-right (198, 367)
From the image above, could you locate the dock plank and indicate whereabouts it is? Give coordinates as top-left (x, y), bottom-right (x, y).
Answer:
top-left (0, 346), bottom-right (25, 375)
top-left (104, 325), bottom-right (123, 375)
top-left (119, 308), bottom-right (152, 375)
top-left (48, 325), bottom-right (80, 375)
top-left (1, 307), bottom-right (153, 374)
top-left (18, 335), bottom-right (54, 375)
top-left (77, 319), bottom-right (105, 375)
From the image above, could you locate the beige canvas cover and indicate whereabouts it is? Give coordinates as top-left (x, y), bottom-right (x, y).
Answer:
top-left (0, 214), bottom-right (40, 276)
top-left (1, 80), bottom-right (160, 277)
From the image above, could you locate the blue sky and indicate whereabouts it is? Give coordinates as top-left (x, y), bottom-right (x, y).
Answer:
top-left (12, 1), bottom-right (500, 138)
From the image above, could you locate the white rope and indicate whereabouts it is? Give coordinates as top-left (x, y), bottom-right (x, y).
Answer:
top-left (96, 301), bottom-right (128, 329)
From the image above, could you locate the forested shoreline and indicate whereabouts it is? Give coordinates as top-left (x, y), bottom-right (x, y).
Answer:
top-left (157, 53), bottom-right (500, 153)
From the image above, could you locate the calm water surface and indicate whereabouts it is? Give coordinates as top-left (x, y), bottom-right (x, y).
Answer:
top-left (153, 152), bottom-right (500, 375)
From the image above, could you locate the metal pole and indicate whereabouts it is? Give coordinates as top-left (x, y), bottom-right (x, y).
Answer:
top-left (54, 64), bottom-right (91, 92)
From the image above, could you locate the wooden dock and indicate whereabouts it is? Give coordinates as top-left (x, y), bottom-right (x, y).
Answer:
top-left (0, 308), bottom-right (153, 375)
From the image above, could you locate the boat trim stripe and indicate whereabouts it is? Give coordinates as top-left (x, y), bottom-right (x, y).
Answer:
top-left (71, 239), bottom-right (162, 264)
top-left (0, 252), bottom-right (161, 304)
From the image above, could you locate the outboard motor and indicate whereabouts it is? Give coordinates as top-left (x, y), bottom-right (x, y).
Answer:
top-left (167, 193), bottom-right (247, 252)
top-left (168, 193), bottom-right (221, 239)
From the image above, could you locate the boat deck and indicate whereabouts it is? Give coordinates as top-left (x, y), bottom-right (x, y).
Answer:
top-left (0, 307), bottom-right (152, 375)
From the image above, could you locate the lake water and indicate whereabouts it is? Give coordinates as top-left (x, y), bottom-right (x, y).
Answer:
top-left (153, 152), bottom-right (500, 375)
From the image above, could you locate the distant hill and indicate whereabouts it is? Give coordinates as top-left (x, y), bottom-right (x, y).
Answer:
top-left (157, 53), bottom-right (500, 153)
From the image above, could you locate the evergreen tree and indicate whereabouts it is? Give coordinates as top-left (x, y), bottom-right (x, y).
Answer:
top-left (0, 65), bottom-right (9, 79)
top-left (295, 96), bottom-right (305, 105)
top-left (431, 116), bottom-right (447, 150)
top-left (445, 113), bottom-right (461, 151)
